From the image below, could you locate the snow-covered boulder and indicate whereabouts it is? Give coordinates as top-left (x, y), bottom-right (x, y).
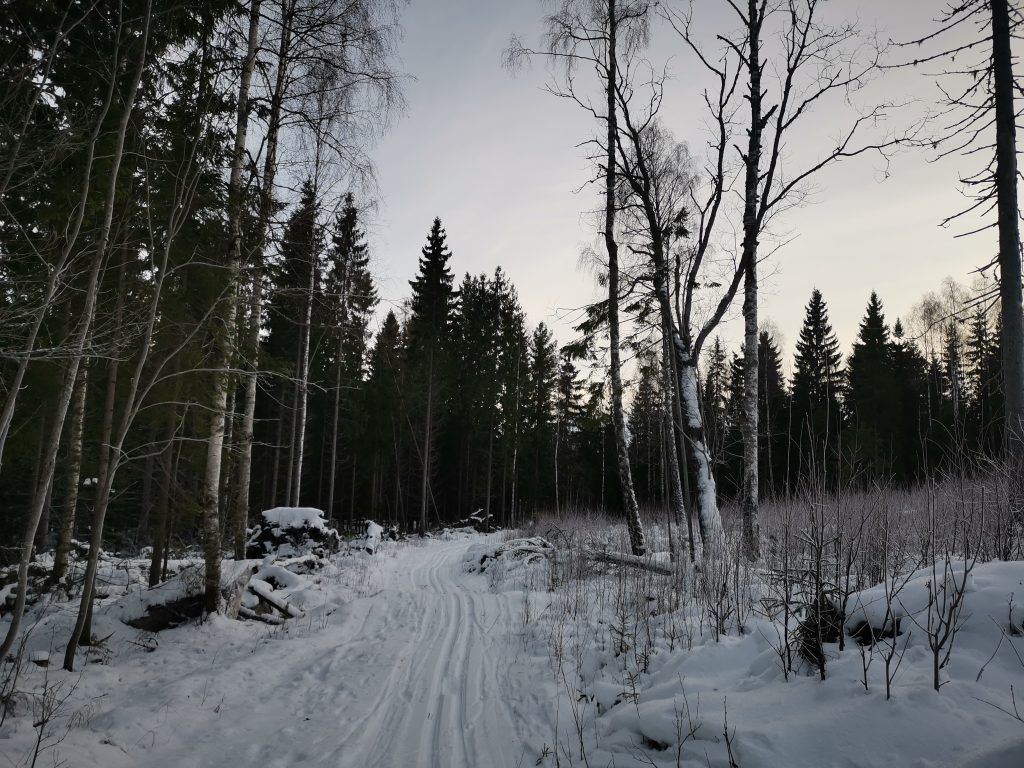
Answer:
top-left (245, 507), bottom-right (341, 559)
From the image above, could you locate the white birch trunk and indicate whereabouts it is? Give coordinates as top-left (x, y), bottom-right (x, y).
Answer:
top-left (604, 0), bottom-right (645, 556)
top-left (228, 0), bottom-right (266, 561)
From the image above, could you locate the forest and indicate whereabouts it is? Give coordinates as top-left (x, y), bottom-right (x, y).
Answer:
top-left (0, 1), bottom-right (1023, 766)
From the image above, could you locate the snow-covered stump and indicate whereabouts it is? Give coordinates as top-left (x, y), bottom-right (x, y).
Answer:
top-left (350, 521), bottom-right (384, 554)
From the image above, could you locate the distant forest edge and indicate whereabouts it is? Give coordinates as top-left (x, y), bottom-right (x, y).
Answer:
top-left (1, 185), bottom-right (1010, 540)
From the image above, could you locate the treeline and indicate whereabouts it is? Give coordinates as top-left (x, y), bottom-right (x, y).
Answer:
top-left (252, 201), bottom-right (620, 531)
top-left (629, 287), bottom-right (1005, 510)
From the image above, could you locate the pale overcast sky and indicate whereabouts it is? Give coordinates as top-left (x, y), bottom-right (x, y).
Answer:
top-left (366, 0), bottom-right (995, 366)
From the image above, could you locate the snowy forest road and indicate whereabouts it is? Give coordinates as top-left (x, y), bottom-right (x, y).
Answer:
top-left (118, 536), bottom-right (549, 768)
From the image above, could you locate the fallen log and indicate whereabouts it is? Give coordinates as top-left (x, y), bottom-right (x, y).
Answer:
top-left (584, 548), bottom-right (674, 576)
top-left (249, 579), bottom-right (303, 618)
top-left (238, 606), bottom-right (286, 625)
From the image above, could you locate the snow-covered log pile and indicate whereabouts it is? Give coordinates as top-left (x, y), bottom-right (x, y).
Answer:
top-left (453, 510), bottom-right (497, 533)
top-left (463, 537), bottom-right (554, 576)
top-left (245, 507), bottom-right (341, 559)
top-left (238, 561), bottom-right (323, 624)
top-left (112, 510), bottom-right (349, 629)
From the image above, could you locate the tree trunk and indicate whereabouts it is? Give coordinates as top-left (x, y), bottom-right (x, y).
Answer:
top-left (739, 0), bottom-right (764, 561)
top-left (231, 0), bottom-right (275, 558)
top-left (604, 0), bottom-right (646, 556)
top-left (137, 424), bottom-right (157, 543)
top-left (326, 326), bottom-right (345, 521)
top-left (149, 410), bottom-right (176, 587)
top-left (284, 360), bottom-right (300, 505)
top-left (678, 359), bottom-right (724, 551)
top-left (231, 277), bottom-right (260, 559)
top-left (662, 327), bottom-right (688, 562)
top-left (991, 0), bottom-right (1024, 460)
top-left (291, 243), bottom-right (316, 507)
top-left (198, 0), bottom-right (262, 612)
top-left (419, 349), bottom-right (435, 534)
top-left (50, 359), bottom-right (89, 588)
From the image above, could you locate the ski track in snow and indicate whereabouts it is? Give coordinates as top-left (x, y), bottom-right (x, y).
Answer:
top-left (116, 537), bottom-right (543, 768)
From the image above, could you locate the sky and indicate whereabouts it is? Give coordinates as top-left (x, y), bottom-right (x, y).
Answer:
top-left (366, 0), bottom-right (996, 369)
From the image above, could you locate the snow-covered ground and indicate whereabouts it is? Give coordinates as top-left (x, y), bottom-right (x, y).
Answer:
top-left (1, 535), bottom-right (553, 768)
top-left (3, 530), bottom-right (1024, 768)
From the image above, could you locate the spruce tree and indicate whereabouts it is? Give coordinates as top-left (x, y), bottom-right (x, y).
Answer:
top-left (758, 330), bottom-right (788, 498)
top-left (365, 311), bottom-right (404, 523)
top-left (320, 192), bottom-right (377, 523)
top-left (555, 349), bottom-right (584, 512)
top-left (629, 349), bottom-right (663, 507)
top-left (406, 217), bottom-right (456, 530)
top-left (523, 322), bottom-right (558, 512)
top-left (790, 289), bottom-right (844, 487)
top-left (261, 179), bottom-right (323, 506)
top-left (966, 308), bottom-right (1003, 455)
top-left (890, 319), bottom-right (929, 483)
top-left (846, 292), bottom-right (896, 481)
top-left (701, 337), bottom-right (729, 475)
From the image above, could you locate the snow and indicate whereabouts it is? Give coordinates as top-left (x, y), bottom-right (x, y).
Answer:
top-left (350, 520), bottom-right (383, 553)
top-left (523, 549), bottom-right (1024, 768)
top-left (0, 536), bottom-right (553, 767)
top-left (2, 531), bottom-right (1022, 768)
top-left (260, 506), bottom-right (328, 532)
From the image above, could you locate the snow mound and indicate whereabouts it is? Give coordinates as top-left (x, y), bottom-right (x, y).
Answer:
top-left (261, 507), bottom-right (327, 531)
top-left (845, 559), bottom-right (977, 638)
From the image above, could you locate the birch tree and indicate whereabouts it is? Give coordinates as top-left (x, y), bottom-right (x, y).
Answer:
top-left (669, 0), bottom-right (910, 559)
top-left (508, 0), bottom-right (649, 556)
